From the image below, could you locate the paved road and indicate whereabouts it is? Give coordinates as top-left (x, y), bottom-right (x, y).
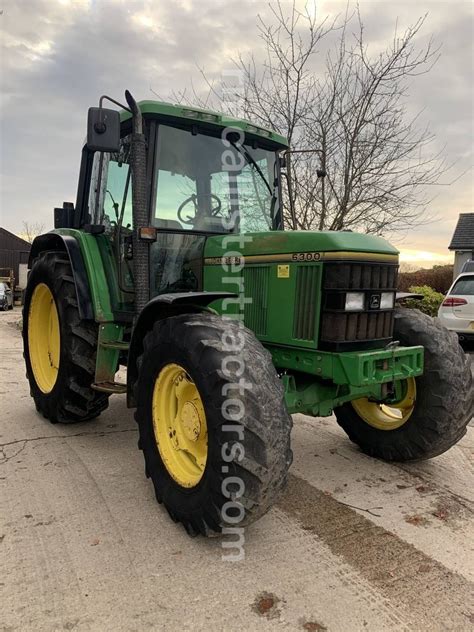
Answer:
top-left (1, 309), bottom-right (473, 632)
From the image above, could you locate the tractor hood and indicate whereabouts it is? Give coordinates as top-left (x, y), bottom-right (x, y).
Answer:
top-left (204, 230), bottom-right (399, 263)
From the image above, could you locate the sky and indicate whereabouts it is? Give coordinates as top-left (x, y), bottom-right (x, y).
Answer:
top-left (0, 0), bottom-right (472, 267)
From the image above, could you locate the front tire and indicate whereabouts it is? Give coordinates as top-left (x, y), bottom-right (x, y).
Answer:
top-left (135, 312), bottom-right (293, 536)
top-left (335, 308), bottom-right (473, 461)
top-left (23, 251), bottom-right (109, 423)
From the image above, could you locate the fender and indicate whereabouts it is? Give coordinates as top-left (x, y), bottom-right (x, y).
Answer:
top-left (29, 233), bottom-right (94, 320)
top-left (126, 291), bottom-right (236, 407)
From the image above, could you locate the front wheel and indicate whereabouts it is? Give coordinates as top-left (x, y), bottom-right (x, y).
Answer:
top-left (335, 308), bottom-right (473, 461)
top-left (134, 312), bottom-right (293, 536)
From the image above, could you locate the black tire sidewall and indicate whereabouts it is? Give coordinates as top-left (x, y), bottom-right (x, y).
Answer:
top-left (23, 252), bottom-right (108, 423)
top-left (23, 254), bottom-right (69, 413)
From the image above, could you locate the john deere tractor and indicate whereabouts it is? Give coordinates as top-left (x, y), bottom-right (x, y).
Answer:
top-left (23, 91), bottom-right (472, 536)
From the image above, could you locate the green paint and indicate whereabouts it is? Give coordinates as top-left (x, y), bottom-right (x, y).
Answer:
top-left (54, 228), bottom-right (133, 320)
top-left (271, 343), bottom-right (424, 386)
top-left (202, 228), bottom-right (423, 416)
top-left (53, 229), bottom-right (127, 383)
top-left (281, 374), bottom-right (385, 417)
top-left (120, 100), bottom-right (288, 148)
top-left (281, 344), bottom-right (423, 416)
top-left (205, 261), bottom-right (324, 349)
top-left (204, 230), bottom-right (399, 258)
top-left (55, 229), bottom-right (115, 321)
top-left (95, 323), bottom-right (124, 384)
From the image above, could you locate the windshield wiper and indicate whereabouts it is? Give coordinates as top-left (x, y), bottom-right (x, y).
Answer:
top-left (229, 141), bottom-right (274, 197)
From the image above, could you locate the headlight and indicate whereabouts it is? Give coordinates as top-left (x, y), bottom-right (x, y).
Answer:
top-left (345, 292), bottom-right (365, 311)
top-left (380, 292), bottom-right (395, 309)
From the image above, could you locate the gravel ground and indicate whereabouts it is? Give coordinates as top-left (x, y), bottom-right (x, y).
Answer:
top-left (1, 308), bottom-right (473, 632)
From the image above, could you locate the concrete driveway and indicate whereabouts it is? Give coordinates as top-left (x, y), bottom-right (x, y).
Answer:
top-left (1, 309), bottom-right (473, 632)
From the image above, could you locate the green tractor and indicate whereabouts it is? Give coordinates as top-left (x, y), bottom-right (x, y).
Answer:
top-left (23, 91), bottom-right (472, 536)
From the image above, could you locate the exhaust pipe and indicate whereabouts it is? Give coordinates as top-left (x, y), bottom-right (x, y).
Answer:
top-left (125, 90), bottom-right (149, 316)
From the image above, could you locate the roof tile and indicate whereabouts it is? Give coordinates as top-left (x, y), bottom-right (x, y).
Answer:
top-left (449, 213), bottom-right (474, 250)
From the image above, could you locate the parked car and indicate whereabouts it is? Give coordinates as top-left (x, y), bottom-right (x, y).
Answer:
top-left (438, 272), bottom-right (474, 346)
top-left (461, 259), bottom-right (474, 273)
top-left (0, 282), bottom-right (13, 311)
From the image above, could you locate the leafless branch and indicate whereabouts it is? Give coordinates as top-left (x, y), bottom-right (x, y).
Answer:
top-left (156, 1), bottom-right (452, 235)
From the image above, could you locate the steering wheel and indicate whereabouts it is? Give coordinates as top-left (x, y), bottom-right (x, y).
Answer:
top-left (177, 194), bottom-right (222, 225)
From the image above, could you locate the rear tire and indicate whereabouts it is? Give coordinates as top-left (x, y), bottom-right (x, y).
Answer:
top-left (23, 251), bottom-right (109, 423)
top-left (335, 308), bottom-right (473, 461)
top-left (135, 312), bottom-right (293, 536)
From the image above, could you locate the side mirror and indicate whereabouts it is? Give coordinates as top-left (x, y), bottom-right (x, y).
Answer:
top-left (87, 107), bottom-right (120, 152)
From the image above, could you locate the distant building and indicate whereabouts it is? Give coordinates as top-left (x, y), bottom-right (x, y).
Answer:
top-left (0, 227), bottom-right (31, 288)
top-left (449, 213), bottom-right (474, 278)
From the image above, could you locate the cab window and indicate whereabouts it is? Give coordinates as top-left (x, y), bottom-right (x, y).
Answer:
top-left (153, 125), bottom-right (279, 233)
top-left (451, 276), bottom-right (474, 295)
top-left (88, 136), bottom-right (133, 230)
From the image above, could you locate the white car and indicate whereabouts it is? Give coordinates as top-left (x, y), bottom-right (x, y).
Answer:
top-left (438, 272), bottom-right (474, 345)
top-left (0, 282), bottom-right (13, 311)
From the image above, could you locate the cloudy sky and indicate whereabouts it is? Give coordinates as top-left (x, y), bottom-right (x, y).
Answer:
top-left (0, 0), bottom-right (472, 267)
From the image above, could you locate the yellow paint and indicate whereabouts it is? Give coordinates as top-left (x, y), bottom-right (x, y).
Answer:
top-left (278, 265), bottom-right (290, 278)
top-left (204, 251), bottom-right (398, 265)
top-left (351, 378), bottom-right (416, 431)
top-left (152, 363), bottom-right (208, 488)
top-left (28, 283), bottom-right (60, 393)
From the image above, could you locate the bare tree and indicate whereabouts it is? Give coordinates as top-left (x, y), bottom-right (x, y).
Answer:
top-left (164, 1), bottom-right (452, 235)
top-left (22, 221), bottom-right (45, 244)
top-left (303, 7), bottom-right (444, 234)
top-left (165, 2), bottom-right (335, 229)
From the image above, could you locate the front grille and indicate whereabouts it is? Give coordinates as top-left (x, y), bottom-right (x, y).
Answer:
top-left (323, 262), bottom-right (398, 291)
top-left (293, 265), bottom-right (319, 340)
top-left (243, 266), bottom-right (269, 335)
top-left (320, 261), bottom-right (398, 351)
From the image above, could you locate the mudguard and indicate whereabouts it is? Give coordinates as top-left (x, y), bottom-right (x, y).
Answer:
top-left (126, 291), bottom-right (236, 407)
top-left (29, 233), bottom-right (94, 320)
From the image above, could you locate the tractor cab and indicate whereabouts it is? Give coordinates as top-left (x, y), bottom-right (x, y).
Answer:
top-left (66, 100), bottom-right (287, 303)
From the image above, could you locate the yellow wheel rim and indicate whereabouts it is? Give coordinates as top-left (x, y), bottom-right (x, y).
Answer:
top-left (152, 363), bottom-right (208, 488)
top-left (351, 378), bottom-right (416, 431)
top-left (28, 283), bottom-right (60, 394)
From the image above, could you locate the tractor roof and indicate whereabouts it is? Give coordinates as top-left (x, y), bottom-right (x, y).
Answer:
top-left (120, 100), bottom-right (288, 148)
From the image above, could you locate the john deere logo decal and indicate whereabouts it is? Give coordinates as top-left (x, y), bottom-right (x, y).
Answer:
top-left (370, 294), bottom-right (381, 309)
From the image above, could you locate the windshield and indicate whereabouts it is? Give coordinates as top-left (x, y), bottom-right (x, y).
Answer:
top-left (0, 283), bottom-right (6, 293)
top-left (153, 125), bottom-right (280, 233)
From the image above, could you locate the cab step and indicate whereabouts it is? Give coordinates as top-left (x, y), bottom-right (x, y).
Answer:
top-left (100, 340), bottom-right (130, 351)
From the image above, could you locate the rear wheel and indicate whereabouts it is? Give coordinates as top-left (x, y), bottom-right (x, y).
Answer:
top-left (23, 251), bottom-right (109, 423)
top-left (135, 312), bottom-right (293, 536)
top-left (335, 308), bottom-right (473, 461)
